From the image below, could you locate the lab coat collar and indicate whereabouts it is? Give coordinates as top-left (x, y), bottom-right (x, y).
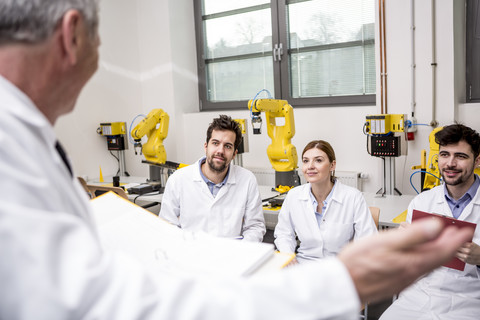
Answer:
top-left (300, 180), bottom-right (342, 204)
top-left (0, 75), bottom-right (56, 146)
top-left (434, 177), bottom-right (480, 205)
top-left (431, 178), bottom-right (480, 220)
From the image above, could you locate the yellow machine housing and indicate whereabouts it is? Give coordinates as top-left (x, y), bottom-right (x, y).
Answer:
top-left (233, 118), bottom-right (249, 154)
top-left (97, 122), bottom-right (128, 151)
top-left (98, 122), bottom-right (126, 136)
top-left (131, 109), bottom-right (169, 165)
top-left (235, 119), bottom-right (247, 135)
top-left (365, 114), bottom-right (405, 134)
top-left (248, 99), bottom-right (298, 172)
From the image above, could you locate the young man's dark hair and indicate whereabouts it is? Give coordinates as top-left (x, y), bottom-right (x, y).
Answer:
top-left (435, 123), bottom-right (480, 159)
top-left (206, 115), bottom-right (243, 150)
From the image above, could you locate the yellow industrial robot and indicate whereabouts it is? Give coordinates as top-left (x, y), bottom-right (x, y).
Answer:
top-left (247, 98), bottom-right (300, 190)
top-left (129, 109), bottom-right (174, 194)
top-left (131, 108), bottom-right (169, 166)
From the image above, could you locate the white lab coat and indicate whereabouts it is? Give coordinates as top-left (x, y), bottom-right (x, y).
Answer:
top-left (159, 159), bottom-right (266, 242)
top-left (274, 182), bottom-right (378, 263)
top-left (0, 75), bottom-right (361, 319)
top-left (380, 184), bottom-right (480, 319)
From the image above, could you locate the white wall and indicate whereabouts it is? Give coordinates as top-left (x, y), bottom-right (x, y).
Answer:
top-left (55, 0), bottom-right (480, 195)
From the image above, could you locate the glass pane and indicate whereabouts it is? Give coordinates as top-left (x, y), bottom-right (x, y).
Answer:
top-left (364, 44), bottom-right (376, 94)
top-left (288, 0), bottom-right (375, 48)
top-left (290, 44), bottom-right (375, 98)
top-left (205, 9), bottom-right (272, 59)
top-left (206, 57), bottom-right (274, 102)
top-left (204, 0), bottom-right (269, 15)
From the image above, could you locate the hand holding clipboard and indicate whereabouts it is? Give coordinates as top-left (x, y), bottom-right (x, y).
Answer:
top-left (411, 209), bottom-right (476, 271)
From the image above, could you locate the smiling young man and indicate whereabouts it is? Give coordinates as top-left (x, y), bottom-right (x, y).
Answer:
top-left (380, 123), bottom-right (480, 320)
top-left (159, 115), bottom-right (266, 242)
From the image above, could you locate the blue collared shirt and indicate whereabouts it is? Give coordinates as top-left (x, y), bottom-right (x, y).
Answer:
top-left (310, 181), bottom-right (336, 227)
top-left (444, 174), bottom-right (480, 219)
top-left (198, 157), bottom-right (230, 198)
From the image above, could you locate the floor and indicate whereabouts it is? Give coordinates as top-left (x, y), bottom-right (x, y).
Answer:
top-left (365, 299), bottom-right (392, 320)
top-left (262, 229), bottom-right (275, 245)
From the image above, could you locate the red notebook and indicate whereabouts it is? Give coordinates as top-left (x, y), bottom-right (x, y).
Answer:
top-left (412, 209), bottom-right (476, 271)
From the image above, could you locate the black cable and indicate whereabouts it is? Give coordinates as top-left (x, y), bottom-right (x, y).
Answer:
top-left (362, 122), bottom-right (369, 135)
top-left (109, 150), bottom-right (120, 176)
top-left (366, 135), bottom-right (371, 155)
top-left (109, 150), bottom-right (119, 161)
top-left (133, 189), bottom-right (162, 203)
top-left (261, 191), bottom-right (288, 203)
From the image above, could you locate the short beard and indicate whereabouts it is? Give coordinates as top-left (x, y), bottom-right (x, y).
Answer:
top-left (207, 157), bottom-right (227, 173)
top-left (442, 173), bottom-right (464, 186)
top-left (442, 166), bottom-right (475, 186)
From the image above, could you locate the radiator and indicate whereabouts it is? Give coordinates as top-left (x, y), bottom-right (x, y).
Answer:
top-left (247, 167), bottom-right (362, 191)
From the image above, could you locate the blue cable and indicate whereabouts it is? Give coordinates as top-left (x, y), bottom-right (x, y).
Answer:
top-left (249, 89), bottom-right (272, 118)
top-left (405, 120), bottom-right (431, 128)
top-left (128, 114), bottom-right (147, 144)
top-left (409, 170), bottom-right (442, 194)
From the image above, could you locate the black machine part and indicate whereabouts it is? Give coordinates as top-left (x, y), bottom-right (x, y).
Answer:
top-left (127, 184), bottom-right (161, 195)
top-left (275, 170), bottom-right (300, 188)
top-left (370, 135), bottom-right (401, 157)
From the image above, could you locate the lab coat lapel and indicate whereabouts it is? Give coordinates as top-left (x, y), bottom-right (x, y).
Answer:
top-left (433, 187), bottom-right (453, 218)
top-left (193, 160), bottom-right (216, 200)
top-left (323, 182), bottom-right (342, 219)
top-left (458, 186), bottom-right (480, 221)
top-left (213, 165), bottom-right (235, 203)
top-left (300, 184), bottom-right (320, 229)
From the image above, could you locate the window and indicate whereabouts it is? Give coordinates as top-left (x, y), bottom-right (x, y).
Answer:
top-left (466, 0), bottom-right (480, 102)
top-left (194, 0), bottom-right (375, 111)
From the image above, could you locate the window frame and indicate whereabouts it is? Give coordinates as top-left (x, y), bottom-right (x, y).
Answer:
top-left (194, 0), bottom-right (376, 111)
top-left (466, 0), bottom-right (480, 102)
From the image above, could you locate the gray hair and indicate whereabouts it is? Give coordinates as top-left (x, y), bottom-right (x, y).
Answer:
top-left (0, 0), bottom-right (99, 45)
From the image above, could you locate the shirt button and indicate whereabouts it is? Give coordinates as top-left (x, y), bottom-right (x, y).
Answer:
top-left (456, 205), bottom-right (459, 208)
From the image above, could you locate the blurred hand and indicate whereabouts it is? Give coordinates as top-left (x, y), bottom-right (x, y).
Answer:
top-left (399, 221), bottom-right (410, 229)
top-left (456, 241), bottom-right (480, 265)
top-left (285, 257), bottom-right (298, 268)
top-left (338, 218), bottom-right (474, 304)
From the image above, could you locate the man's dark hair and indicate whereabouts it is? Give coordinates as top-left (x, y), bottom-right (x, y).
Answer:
top-left (206, 115), bottom-right (243, 150)
top-left (435, 123), bottom-right (480, 159)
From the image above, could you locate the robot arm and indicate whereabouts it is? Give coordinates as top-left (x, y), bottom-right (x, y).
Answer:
top-left (131, 109), bottom-right (169, 165)
top-left (247, 99), bottom-right (298, 172)
top-left (423, 127), bottom-right (442, 190)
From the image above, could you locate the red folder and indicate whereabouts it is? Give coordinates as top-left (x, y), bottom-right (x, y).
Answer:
top-left (412, 209), bottom-right (476, 271)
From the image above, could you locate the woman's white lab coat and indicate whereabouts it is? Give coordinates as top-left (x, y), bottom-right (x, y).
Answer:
top-left (274, 181), bottom-right (377, 263)
top-left (159, 159), bottom-right (266, 242)
top-left (380, 184), bottom-right (480, 319)
top-left (0, 75), bottom-right (362, 319)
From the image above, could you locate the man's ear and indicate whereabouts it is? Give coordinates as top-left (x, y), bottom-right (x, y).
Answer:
top-left (60, 10), bottom-right (82, 65)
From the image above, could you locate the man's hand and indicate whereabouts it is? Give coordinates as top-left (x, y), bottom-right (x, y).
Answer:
top-left (338, 218), bottom-right (474, 304)
top-left (456, 241), bottom-right (480, 265)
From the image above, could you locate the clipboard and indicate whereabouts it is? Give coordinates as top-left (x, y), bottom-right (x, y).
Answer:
top-left (90, 192), bottom-right (292, 276)
top-left (412, 209), bottom-right (476, 271)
